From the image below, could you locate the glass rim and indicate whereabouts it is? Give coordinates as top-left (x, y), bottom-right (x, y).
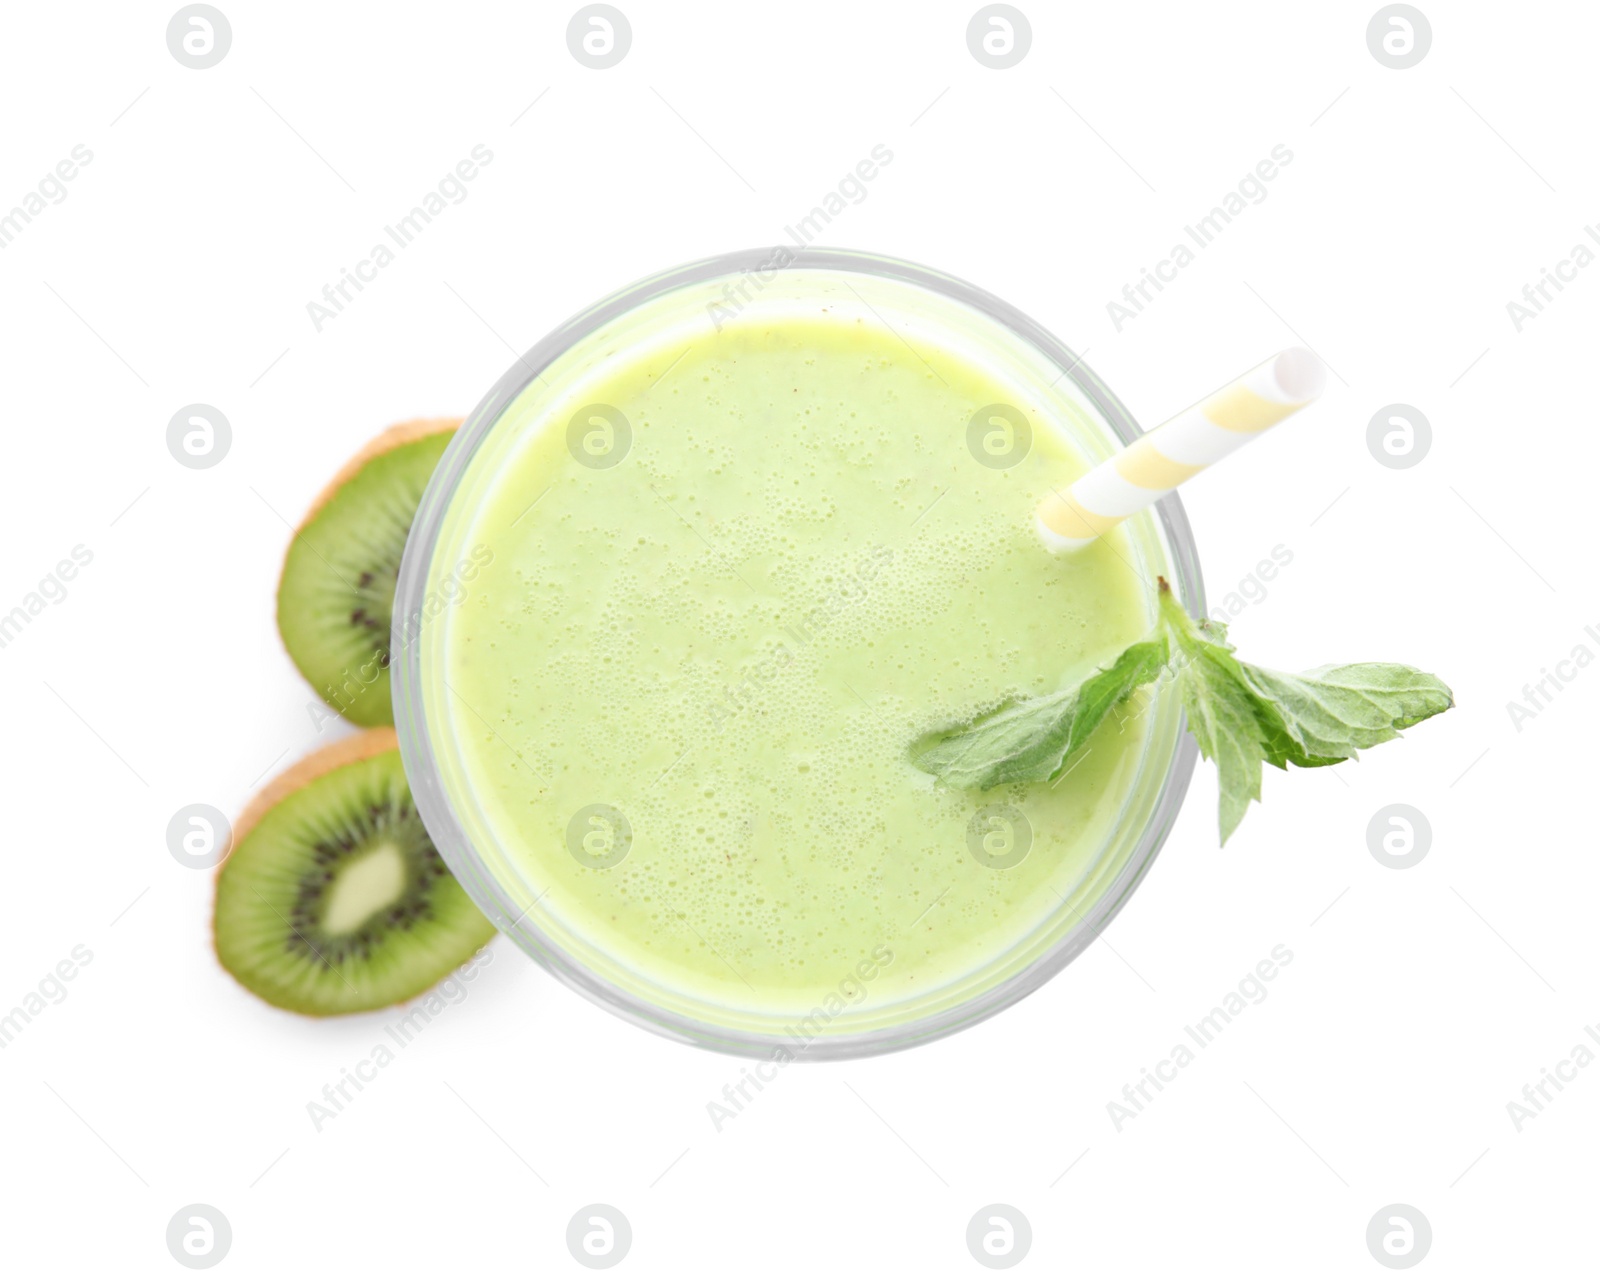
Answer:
top-left (392, 246), bottom-right (1205, 1060)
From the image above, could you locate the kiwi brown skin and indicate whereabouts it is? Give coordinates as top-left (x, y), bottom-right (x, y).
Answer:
top-left (212, 727), bottom-right (496, 1018)
top-left (226, 727), bottom-right (402, 848)
top-left (276, 418), bottom-right (460, 728)
top-left (292, 418), bottom-right (460, 532)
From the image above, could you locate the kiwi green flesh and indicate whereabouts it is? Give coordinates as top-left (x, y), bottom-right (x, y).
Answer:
top-left (215, 748), bottom-right (494, 1016)
top-left (278, 432), bottom-right (453, 727)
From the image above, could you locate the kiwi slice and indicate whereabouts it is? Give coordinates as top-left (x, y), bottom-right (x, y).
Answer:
top-left (277, 419), bottom-right (458, 727)
top-left (213, 728), bottom-right (495, 1015)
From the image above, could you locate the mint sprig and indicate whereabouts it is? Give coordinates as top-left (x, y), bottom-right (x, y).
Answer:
top-left (911, 578), bottom-right (1453, 844)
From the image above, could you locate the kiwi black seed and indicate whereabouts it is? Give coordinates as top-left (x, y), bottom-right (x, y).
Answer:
top-left (277, 419), bottom-right (458, 727)
top-left (213, 728), bottom-right (495, 1015)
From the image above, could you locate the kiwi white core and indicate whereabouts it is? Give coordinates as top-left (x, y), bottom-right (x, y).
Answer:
top-left (323, 842), bottom-right (407, 934)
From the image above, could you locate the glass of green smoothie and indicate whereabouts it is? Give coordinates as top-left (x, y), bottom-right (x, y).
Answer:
top-left (392, 248), bottom-right (1203, 1058)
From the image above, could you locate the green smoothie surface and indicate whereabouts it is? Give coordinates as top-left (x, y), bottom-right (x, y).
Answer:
top-left (425, 281), bottom-right (1177, 1036)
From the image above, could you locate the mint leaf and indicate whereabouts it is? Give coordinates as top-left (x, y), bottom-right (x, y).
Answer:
top-left (1241, 664), bottom-right (1454, 763)
top-left (1170, 636), bottom-right (1272, 843)
top-left (910, 638), bottom-right (1168, 790)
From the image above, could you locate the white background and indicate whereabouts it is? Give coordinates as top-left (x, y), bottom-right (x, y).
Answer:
top-left (1, 0), bottom-right (1593, 1268)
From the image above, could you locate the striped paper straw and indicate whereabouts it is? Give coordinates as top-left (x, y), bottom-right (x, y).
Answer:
top-left (1037, 348), bottom-right (1326, 552)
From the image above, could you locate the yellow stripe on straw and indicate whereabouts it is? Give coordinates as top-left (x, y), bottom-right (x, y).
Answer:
top-left (1038, 348), bottom-right (1325, 553)
top-left (1201, 383), bottom-right (1306, 432)
top-left (1113, 436), bottom-right (1205, 490)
